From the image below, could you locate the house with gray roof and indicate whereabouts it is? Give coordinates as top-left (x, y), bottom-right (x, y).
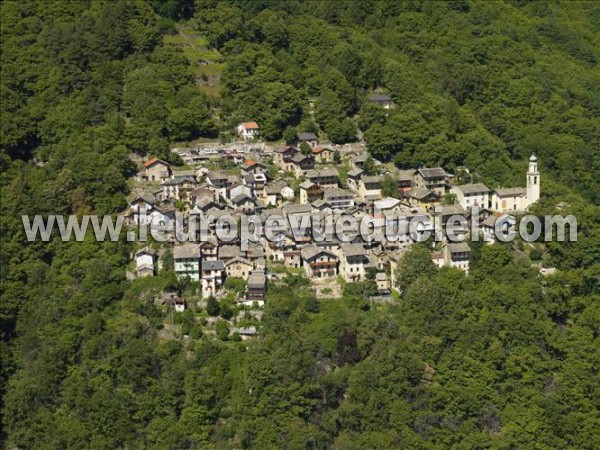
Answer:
top-left (451, 183), bottom-right (491, 210)
top-left (338, 243), bottom-right (368, 282)
top-left (173, 244), bottom-right (201, 281)
top-left (300, 245), bottom-right (339, 279)
top-left (414, 167), bottom-right (448, 195)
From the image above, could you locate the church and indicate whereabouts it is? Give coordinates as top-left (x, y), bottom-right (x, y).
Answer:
top-left (491, 154), bottom-right (540, 212)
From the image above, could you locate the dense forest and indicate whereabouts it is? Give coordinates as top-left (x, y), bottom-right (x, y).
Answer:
top-left (1, 1), bottom-right (599, 448)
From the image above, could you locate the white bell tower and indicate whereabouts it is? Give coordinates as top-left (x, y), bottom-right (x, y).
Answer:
top-left (526, 154), bottom-right (540, 207)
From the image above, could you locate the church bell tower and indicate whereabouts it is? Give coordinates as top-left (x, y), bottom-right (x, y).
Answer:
top-left (526, 154), bottom-right (540, 207)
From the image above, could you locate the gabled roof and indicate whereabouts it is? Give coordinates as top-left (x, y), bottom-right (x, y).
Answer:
top-left (232, 193), bottom-right (255, 204)
top-left (298, 132), bottom-right (318, 141)
top-left (173, 244), bottom-right (200, 260)
top-left (361, 175), bottom-right (384, 185)
top-left (312, 145), bottom-right (331, 154)
top-left (306, 168), bottom-right (339, 179)
top-left (202, 260), bottom-right (225, 271)
top-left (291, 154), bottom-right (312, 164)
top-left (264, 179), bottom-right (289, 195)
top-left (300, 245), bottom-right (337, 261)
top-left (324, 188), bottom-right (354, 199)
top-left (243, 160), bottom-right (266, 169)
top-left (273, 145), bottom-right (297, 154)
top-left (299, 180), bottom-right (316, 190)
top-left (282, 203), bottom-right (312, 215)
top-left (340, 243), bottom-right (367, 257)
top-left (130, 194), bottom-right (155, 205)
top-left (397, 169), bottom-right (416, 181)
top-left (347, 168), bottom-right (364, 178)
top-left (454, 183), bottom-right (491, 195)
top-left (418, 167), bottom-right (447, 179)
top-left (437, 204), bottom-right (468, 216)
top-left (240, 121), bottom-right (259, 129)
top-left (447, 242), bottom-right (470, 253)
top-left (144, 158), bottom-right (170, 168)
top-left (219, 245), bottom-right (243, 259)
top-left (247, 271), bottom-right (266, 289)
top-left (374, 196), bottom-right (401, 210)
top-left (410, 188), bottom-right (437, 200)
top-left (136, 246), bottom-right (156, 257)
top-left (224, 256), bottom-right (252, 267)
top-left (494, 187), bottom-right (526, 197)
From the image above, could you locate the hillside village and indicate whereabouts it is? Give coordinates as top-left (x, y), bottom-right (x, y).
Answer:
top-left (125, 122), bottom-right (542, 336)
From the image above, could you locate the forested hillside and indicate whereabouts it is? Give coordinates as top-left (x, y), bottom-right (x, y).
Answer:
top-left (1, 1), bottom-right (599, 448)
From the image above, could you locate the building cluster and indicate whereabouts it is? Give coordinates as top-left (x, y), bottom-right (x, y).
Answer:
top-left (127, 126), bottom-right (541, 296)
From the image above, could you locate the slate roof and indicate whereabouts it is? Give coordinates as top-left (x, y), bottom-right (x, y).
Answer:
top-left (454, 183), bottom-right (491, 195)
top-left (173, 244), bottom-right (200, 259)
top-left (438, 204), bottom-right (468, 216)
top-left (299, 180), bottom-right (315, 190)
top-left (410, 188), bottom-right (437, 200)
top-left (247, 271), bottom-right (266, 289)
top-left (282, 203), bottom-right (312, 215)
top-left (340, 243), bottom-right (367, 257)
top-left (324, 188), bottom-right (354, 199)
top-left (298, 132), bottom-right (318, 141)
top-left (273, 145), bottom-right (297, 154)
top-left (291, 154), bottom-right (311, 163)
top-left (347, 169), bottom-right (364, 178)
top-left (232, 194), bottom-right (254, 204)
top-left (136, 247), bottom-right (156, 256)
top-left (300, 245), bottom-right (337, 261)
top-left (265, 180), bottom-right (288, 194)
top-left (397, 169), bottom-right (416, 181)
top-left (202, 260), bottom-right (225, 271)
top-left (418, 167), bottom-right (447, 179)
top-left (447, 242), bottom-right (471, 253)
top-left (362, 175), bottom-right (384, 185)
top-left (494, 187), bottom-right (526, 197)
top-left (306, 168), bottom-right (339, 179)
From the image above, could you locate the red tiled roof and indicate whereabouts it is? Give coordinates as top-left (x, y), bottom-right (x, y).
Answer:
top-left (245, 160), bottom-right (257, 166)
top-left (144, 158), bottom-right (169, 168)
top-left (241, 121), bottom-right (259, 129)
top-left (312, 146), bottom-right (330, 154)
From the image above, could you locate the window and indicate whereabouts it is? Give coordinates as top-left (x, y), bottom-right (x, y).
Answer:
top-left (534, 176), bottom-right (537, 185)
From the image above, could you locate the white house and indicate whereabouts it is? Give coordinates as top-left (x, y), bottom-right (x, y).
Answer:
top-left (298, 132), bottom-right (318, 148)
top-left (237, 122), bottom-right (260, 140)
top-left (358, 175), bottom-right (383, 201)
top-left (135, 247), bottom-right (156, 277)
top-left (173, 244), bottom-right (201, 281)
top-left (323, 188), bottom-right (355, 209)
top-left (444, 242), bottom-right (470, 273)
top-left (414, 167), bottom-right (448, 196)
top-left (338, 243), bottom-right (368, 282)
top-left (451, 183), bottom-right (491, 210)
top-left (481, 214), bottom-right (516, 244)
top-left (224, 256), bottom-right (254, 279)
top-left (306, 168), bottom-right (339, 189)
top-left (300, 246), bottom-right (339, 279)
top-left (201, 260), bottom-right (225, 297)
